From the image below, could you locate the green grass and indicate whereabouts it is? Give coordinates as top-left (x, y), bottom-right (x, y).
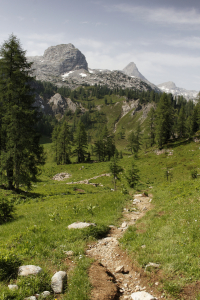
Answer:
top-left (0, 152), bottom-right (128, 299)
top-left (2, 136), bottom-right (200, 299)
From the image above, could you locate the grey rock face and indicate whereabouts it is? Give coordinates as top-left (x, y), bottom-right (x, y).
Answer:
top-left (49, 93), bottom-right (68, 115)
top-left (51, 271), bottom-right (67, 293)
top-left (28, 44), bottom-right (88, 82)
top-left (157, 81), bottom-right (198, 101)
top-left (123, 62), bottom-right (147, 81)
top-left (18, 265), bottom-right (42, 276)
top-left (47, 93), bottom-right (84, 115)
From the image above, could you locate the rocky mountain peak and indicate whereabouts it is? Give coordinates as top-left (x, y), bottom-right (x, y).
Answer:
top-left (157, 81), bottom-right (177, 89)
top-left (122, 62), bottom-right (147, 81)
top-left (43, 43), bottom-right (76, 61)
top-left (27, 43), bottom-right (88, 81)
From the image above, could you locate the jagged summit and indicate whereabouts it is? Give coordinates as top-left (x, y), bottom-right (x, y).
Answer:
top-left (122, 62), bottom-right (147, 81)
top-left (27, 43), bottom-right (88, 81)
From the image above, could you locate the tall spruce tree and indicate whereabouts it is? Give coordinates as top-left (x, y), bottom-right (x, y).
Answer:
top-left (52, 121), bottom-right (71, 165)
top-left (0, 35), bottom-right (45, 189)
top-left (155, 93), bottom-right (173, 149)
top-left (74, 121), bottom-right (88, 163)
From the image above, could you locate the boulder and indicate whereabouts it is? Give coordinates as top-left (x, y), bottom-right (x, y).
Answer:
top-left (131, 291), bottom-right (156, 300)
top-left (18, 265), bottom-right (42, 276)
top-left (51, 271), bottom-right (67, 293)
top-left (68, 222), bottom-right (96, 229)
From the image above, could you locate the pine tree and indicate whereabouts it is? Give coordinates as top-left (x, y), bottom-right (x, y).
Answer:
top-left (73, 122), bottom-right (88, 163)
top-left (56, 121), bottom-right (71, 164)
top-left (155, 93), bottom-right (173, 149)
top-left (177, 106), bottom-right (186, 138)
top-left (125, 160), bottom-right (140, 188)
top-left (109, 156), bottom-right (123, 191)
top-left (0, 34), bottom-right (45, 189)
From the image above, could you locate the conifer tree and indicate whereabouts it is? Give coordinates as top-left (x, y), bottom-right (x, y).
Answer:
top-left (73, 122), bottom-right (88, 163)
top-left (0, 34), bottom-right (45, 189)
top-left (109, 156), bottom-right (123, 191)
top-left (57, 121), bottom-right (71, 164)
top-left (177, 106), bottom-right (186, 138)
top-left (155, 93), bottom-right (173, 149)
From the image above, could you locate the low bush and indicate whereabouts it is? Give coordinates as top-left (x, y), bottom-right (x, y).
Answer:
top-left (0, 250), bottom-right (21, 280)
top-left (0, 197), bottom-right (15, 224)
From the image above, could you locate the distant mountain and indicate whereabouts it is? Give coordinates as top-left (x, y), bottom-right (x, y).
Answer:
top-left (27, 44), bottom-right (159, 93)
top-left (122, 62), bottom-right (160, 92)
top-left (122, 62), bottom-right (147, 81)
top-left (157, 81), bottom-right (198, 101)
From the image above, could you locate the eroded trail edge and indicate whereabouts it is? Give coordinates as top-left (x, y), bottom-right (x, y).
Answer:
top-left (86, 194), bottom-right (163, 300)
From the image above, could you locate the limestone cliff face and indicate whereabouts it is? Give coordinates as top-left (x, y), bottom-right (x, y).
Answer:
top-left (28, 44), bottom-right (88, 81)
top-left (47, 93), bottom-right (85, 115)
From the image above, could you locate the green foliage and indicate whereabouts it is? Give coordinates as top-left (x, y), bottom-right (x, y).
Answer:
top-left (109, 156), bottom-right (123, 191)
top-left (74, 122), bottom-right (88, 163)
top-left (0, 34), bottom-right (45, 189)
top-left (125, 161), bottom-right (140, 188)
top-left (0, 197), bottom-right (15, 224)
top-left (0, 250), bottom-right (21, 280)
top-left (191, 169), bottom-right (198, 179)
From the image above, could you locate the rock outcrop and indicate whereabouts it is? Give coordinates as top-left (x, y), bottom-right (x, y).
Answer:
top-left (28, 44), bottom-right (88, 82)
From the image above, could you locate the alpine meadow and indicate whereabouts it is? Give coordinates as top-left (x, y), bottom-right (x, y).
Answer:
top-left (1, 34), bottom-right (200, 300)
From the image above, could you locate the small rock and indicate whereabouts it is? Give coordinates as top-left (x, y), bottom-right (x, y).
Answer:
top-left (18, 265), bottom-right (42, 276)
top-left (63, 250), bottom-right (74, 256)
top-left (8, 284), bottom-right (18, 290)
top-left (141, 245), bottom-right (146, 249)
top-left (155, 282), bottom-right (159, 286)
top-left (24, 297), bottom-right (36, 300)
top-left (133, 199), bottom-right (140, 203)
top-left (51, 271), bottom-right (67, 293)
top-left (115, 265), bottom-right (124, 273)
top-left (41, 291), bottom-right (51, 297)
top-left (121, 222), bottom-right (127, 228)
top-left (145, 262), bottom-right (160, 271)
top-left (68, 222), bottom-right (96, 229)
top-left (131, 291), bottom-right (156, 300)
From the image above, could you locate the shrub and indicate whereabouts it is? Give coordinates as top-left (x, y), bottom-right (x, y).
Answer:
top-left (0, 250), bottom-right (21, 280)
top-left (0, 197), bottom-right (15, 224)
top-left (191, 169), bottom-right (198, 179)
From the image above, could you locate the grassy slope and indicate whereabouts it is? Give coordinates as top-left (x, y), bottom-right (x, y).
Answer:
top-left (0, 141), bottom-right (129, 299)
top-left (120, 139), bottom-right (200, 299)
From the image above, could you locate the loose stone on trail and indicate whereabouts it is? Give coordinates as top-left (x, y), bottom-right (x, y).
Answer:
top-left (68, 222), bottom-right (96, 229)
top-left (115, 265), bottom-right (124, 273)
top-left (18, 265), bottom-right (42, 276)
top-left (131, 291), bottom-right (156, 300)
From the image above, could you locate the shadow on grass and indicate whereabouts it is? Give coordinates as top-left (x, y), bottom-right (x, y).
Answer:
top-left (166, 138), bottom-right (192, 148)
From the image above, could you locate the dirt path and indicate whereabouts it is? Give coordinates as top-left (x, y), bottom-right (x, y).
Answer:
top-left (86, 194), bottom-right (163, 300)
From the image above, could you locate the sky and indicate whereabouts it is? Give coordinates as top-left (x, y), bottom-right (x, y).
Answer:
top-left (0, 0), bottom-right (200, 91)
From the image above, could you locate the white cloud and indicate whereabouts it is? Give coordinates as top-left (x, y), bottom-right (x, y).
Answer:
top-left (109, 4), bottom-right (200, 26)
top-left (164, 36), bottom-right (200, 49)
